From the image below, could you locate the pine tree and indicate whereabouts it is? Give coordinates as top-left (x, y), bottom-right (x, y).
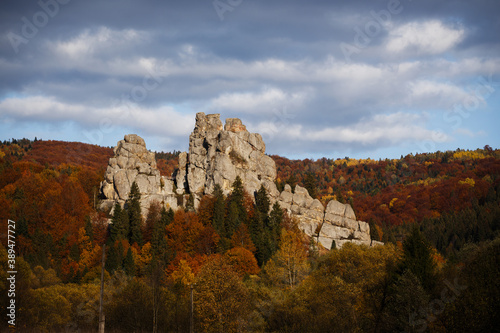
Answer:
top-left (227, 201), bottom-right (241, 238)
top-left (110, 202), bottom-right (129, 242)
top-left (250, 212), bottom-right (268, 266)
top-left (255, 184), bottom-right (270, 215)
top-left (269, 202), bottom-right (284, 251)
top-left (161, 207), bottom-right (174, 226)
top-left (226, 176), bottom-right (247, 237)
top-left (116, 241), bottom-right (125, 269)
top-left (399, 226), bottom-right (437, 293)
top-left (127, 182), bottom-right (143, 246)
top-left (105, 243), bottom-right (120, 273)
top-left (123, 247), bottom-right (135, 276)
top-left (212, 184), bottom-right (226, 237)
top-left (151, 207), bottom-right (170, 257)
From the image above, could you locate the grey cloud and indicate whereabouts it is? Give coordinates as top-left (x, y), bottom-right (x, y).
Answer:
top-left (1, 0), bottom-right (499, 158)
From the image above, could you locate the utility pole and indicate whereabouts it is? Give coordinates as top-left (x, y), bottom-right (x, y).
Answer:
top-left (190, 283), bottom-right (196, 333)
top-left (98, 244), bottom-right (106, 333)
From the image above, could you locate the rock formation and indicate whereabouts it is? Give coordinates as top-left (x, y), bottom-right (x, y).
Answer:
top-left (100, 114), bottom-right (379, 249)
top-left (176, 112), bottom-right (279, 205)
top-left (99, 134), bottom-right (179, 214)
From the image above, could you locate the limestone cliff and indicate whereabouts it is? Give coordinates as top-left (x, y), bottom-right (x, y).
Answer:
top-left (99, 114), bottom-right (378, 249)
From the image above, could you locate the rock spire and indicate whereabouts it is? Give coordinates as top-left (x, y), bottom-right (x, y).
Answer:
top-left (99, 113), bottom-right (378, 249)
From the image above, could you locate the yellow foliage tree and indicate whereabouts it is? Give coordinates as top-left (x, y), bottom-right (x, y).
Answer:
top-left (137, 242), bottom-right (153, 275)
top-left (459, 177), bottom-right (475, 187)
top-left (78, 227), bottom-right (101, 272)
top-left (194, 257), bottom-right (251, 333)
top-left (264, 228), bottom-right (310, 288)
top-left (169, 259), bottom-right (195, 286)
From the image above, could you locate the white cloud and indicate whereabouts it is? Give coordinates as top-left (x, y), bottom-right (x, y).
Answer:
top-left (408, 80), bottom-right (476, 109)
top-left (260, 112), bottom-right (450, 146)
top-left (54, 27), bottom-right (147, 59)
top-left (209, 87), bottom-right (311, 113)
top-left (386, 20), bottom-right (465, 55)
top-left (0, 95), bottom-right (193, 137)
top-left (454, 128), bottom-right (486, 138)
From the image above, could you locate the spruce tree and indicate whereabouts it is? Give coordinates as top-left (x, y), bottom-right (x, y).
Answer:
top-left (116, 241), bottom-right (125, 269)
top-left (123, 247), bottom-right (135, 276)
top-left (127, 182), bottom-right (143, 246)
top-left (255, 184), bottom-right (270, 215)
top-left (105, 243), bottom-right (119, 273)
top-left (227, 201), bottom-right (241, 238)
top-left (152, 207), bottom-right (169, 256)
top-left (212, 184), bottom-right (226, 237)
top-left (399, 226), bottom-right (437, 293)
top-left (268, 201), bottom-right (284, 252)
top-left (160, 207), bottom-right (174, 226)
top-left (250, 186), bottom-right (279, 266)
top-left (111, 202), bottom-right (129, 242)
top-left (226, 176), bottom-right (247, 237)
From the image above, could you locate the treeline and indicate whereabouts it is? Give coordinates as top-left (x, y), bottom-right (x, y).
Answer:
top-left (1, 227), bottom-right (498, 332)
top-left (0, 140), bottom-right (499, 331)
top-left (155, 150), bottom-right (181, 179)
top-left (272, 147), bottom-right (500, 248)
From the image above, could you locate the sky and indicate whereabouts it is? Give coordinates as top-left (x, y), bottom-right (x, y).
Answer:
top-left (1, 0), bottom-right (499, 160)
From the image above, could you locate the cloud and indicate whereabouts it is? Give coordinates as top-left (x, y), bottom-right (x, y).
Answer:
top-left (386, 20), bottom-right (465, 55)
top-left (0, 95), bottom-right (193, 138)
top-left (0, 0), bottom-right (498, 158)
top-left (454, 128), bottom-right (486, 138)
top-left (408, 80), bottom-right (476, 109)
top-left (209, 87), bottom-right (311, 113)
top-left (251, 112), bottom-right (450, 154)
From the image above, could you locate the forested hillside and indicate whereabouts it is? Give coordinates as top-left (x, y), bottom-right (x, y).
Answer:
top-left (0, 139), bottom-right (498, 332)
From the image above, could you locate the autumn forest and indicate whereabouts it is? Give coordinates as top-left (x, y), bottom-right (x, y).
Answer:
top-left (1, 138), bottom-right (499, 332)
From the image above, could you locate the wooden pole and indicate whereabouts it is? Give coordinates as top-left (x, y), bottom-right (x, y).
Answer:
top-left (190, 284), bottom-right (195, 333)
top-left (98, 244), bottom-right (106, 333)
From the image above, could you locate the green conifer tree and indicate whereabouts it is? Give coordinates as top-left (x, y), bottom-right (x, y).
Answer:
top-left (269, 201), bottom-right (284, 249)
top-left (226, 176), bottom-right (247, 237)
top-left (127, 182), bottom-right (143, 246)
top-left (110, 202), bottom-right (129, 242)
top-left (161, 207), bottom-right (174, 225)
top-left (105, 243), bottom-right (119, 273)
top-left (123, 247), bottom-right (135, 276)
top-left (255, 184), bottom-right (270, 215)
top-left (151, 207), bottom-right (170, 257)
top-left (212, 184), bottom-right (226, 237)
top-left (399, 226), bottom-right (437, 293)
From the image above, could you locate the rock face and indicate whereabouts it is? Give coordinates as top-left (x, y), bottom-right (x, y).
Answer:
top-left (100, 114), bottom-right (377, 249)
top-left (275, 183), bottom-right (372, 249)
top-left (99, 134), bottom-right (179, 214)
top-left (178, 112), bottom-right (279, 206)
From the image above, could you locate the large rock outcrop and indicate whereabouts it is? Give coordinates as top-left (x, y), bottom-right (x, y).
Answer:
top-left (176, 113), bottom-right (279, 205)
top-left (100, 114), bottom-right (378, 249)
top-left (99, 134), bottom-right (179, 214)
